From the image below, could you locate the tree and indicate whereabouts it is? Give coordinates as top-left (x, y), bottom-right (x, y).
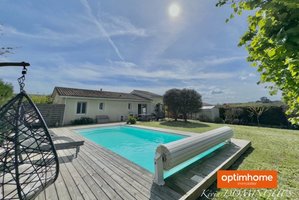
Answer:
top-left (259, 96), bottom-right (271, 103)
top-left (179, 89), bottom-right (202, 122)
top-left (216, 0), bottom-right (299, 124)
top-left (153, 103), bottom-right (165, 121)
top-left (248, 106), bottom-right (269, 126)
top-left (163, 88), bottom-right (202, 122)
top-left (163, 89), bottom-right (181, 121)
top-left (0, 79), bottom-right (13, 106)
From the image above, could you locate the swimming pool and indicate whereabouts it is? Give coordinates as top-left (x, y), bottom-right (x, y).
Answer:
top-left (77, 126), bottom-right (187, 173)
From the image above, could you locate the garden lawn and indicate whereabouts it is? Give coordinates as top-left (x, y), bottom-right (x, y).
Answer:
top-left (138, 120), bottom-right (299, 199)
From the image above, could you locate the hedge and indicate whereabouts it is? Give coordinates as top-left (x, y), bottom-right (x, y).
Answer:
top-left (218, 105), bottom-right (295, 128)
top-left (71, 117), bottom-right (94, 125)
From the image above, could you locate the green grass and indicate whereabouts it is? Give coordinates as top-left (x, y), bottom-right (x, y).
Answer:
top-left (138, 120), bottom-right (299, 199)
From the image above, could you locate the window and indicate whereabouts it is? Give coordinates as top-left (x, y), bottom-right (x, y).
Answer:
top-left (76, 102), bottom-right (87, 114)
top-left (99, 102), bottom-right (104, 110)
top-left (128, 103), bottom-right (131, 110)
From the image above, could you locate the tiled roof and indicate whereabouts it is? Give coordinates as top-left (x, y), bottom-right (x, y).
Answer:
top-left (131, 90), bottom-right (162, 100)
top-left (53, 87), bottom-right (148, 101)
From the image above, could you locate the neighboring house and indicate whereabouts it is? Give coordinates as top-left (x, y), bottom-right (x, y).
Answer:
top-left (52, 87), bottom-right (163, 125)
top-left (188, 104), bottom-right (220, 122)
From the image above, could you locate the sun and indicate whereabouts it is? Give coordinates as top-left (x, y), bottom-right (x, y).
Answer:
top-left (168, 3), bottom-right (181, 18)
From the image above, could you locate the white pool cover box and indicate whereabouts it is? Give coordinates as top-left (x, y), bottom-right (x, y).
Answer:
top-left (154, 126), bottom-right (233, 185)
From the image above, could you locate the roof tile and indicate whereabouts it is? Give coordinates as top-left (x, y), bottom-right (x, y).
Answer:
top-left (54, 87), bottom-right (148, 101)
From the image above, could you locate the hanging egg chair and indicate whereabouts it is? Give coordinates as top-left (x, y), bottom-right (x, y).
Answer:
top-left (0, 62), bottom-right (59, 200)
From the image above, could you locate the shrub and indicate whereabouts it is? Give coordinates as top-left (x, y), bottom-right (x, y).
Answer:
top-left (232, 119), bottom-right (240, 125)
top-left (198, 115), bottom-right (212, 122)
top-left (214, 117), bottom-right (224, 124)
top-left (224, 108), bottom-right (243, 123)
top-left (259, 106), bottom-right (289, 126)
top-left (71, 117), bottom-right (94, 125)
top-left (127, 116), bottom-right (137, 124)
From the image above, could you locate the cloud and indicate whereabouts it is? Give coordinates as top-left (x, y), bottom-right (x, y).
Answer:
top-left (102, 15), bottom-right (148, 37)
top-left (80, 0), bottom-right (124, 61)
top-left (239, 72), bottom-right (257, 80)
top-left (200, 56), bottom-right (245, 66)
top-left (107, 60), bottom-right (235, 80)
top-left (0, 0), bottom-right (282, 104)
top-left (1, 9), bottom-right (148, 47)
top-left (154, 56), bottom-right (245, 70)
top-left (211, 88), bottom-right (224, 95)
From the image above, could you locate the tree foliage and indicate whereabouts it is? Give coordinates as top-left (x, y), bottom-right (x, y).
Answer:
top-left (163, 88), bottom-right (202, 122)
top-left (154, 103), bottom-right (165, 121)
top-left (259, 96), bottom-right (271, 103)
top-left (163, 89), bottom-right (181, 121)
top-left (0, 79), bottom-right (13, 106)
top-left (30, 95), bottom-right (53, 104)
top-left (217, 0), bottom-right (299, 124)
top-left (179, 89), bottom-right (202, 122)
top-left (248, 106), bottom-right (269, 126)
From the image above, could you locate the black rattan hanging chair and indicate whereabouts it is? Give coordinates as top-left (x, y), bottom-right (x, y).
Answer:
top-left (0, 62), bottom-right (59, 200)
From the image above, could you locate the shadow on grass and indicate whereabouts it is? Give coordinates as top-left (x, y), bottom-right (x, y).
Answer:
top-left (198, 146), bottom-right (255, 200)
top-left (160, 120), bottom-right (210, 128)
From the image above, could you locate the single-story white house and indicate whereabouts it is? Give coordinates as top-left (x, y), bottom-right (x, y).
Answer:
top-left (52, 87), bottom-right (163, 125)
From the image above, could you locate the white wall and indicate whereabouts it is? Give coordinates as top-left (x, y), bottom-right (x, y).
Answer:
top-left (54, 96), bottom-right (153, 125)
top-left (198, 107), bottom-right (220, 121)
top-left (148, 97), bottom-right (163, 114)
top-left (189, 107), bottom-right (220, 122)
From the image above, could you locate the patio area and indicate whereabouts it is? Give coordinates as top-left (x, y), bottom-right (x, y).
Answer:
top-left (36, 124), bottom-right (250, 200)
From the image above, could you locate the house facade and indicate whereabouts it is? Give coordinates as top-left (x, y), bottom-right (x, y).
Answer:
top-left (52, 87), bottom-right (163, 125)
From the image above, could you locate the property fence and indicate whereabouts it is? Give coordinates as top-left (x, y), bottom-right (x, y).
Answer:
top-left (36, 104), bottom-right (65, 127)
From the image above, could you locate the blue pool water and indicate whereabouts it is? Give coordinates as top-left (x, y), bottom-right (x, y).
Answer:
top-left (77, 126), bottom-right (186, 173)
top-left (77, 126), bottom-right (225, 178)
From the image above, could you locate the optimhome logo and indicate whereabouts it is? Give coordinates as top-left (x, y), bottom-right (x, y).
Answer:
top-left (217, 170), bottom-right (278, 188)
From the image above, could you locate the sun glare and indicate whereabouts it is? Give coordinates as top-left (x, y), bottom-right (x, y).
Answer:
top-left (168, 3), bottom-right (181, 18)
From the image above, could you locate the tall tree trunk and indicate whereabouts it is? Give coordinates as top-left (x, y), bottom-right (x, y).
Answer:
top-left (184, 114), bottom-right (187, 122)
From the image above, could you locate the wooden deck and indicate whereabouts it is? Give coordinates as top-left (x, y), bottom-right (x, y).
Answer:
top-left (36, 124), bottom-right (250, 200)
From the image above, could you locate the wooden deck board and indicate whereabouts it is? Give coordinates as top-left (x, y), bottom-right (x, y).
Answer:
top-left (77, 142), bottom-right (176, 199)
top-left (178, 139), bottom-right (251, 200)
top-left (44, 183), bottom-right (59, 200)
top-left (72, 154), bottom-right (123, 200)
top-left (59, 149), bottom-right (104, 200)
top-left (33, 125), bottom-right (250, 200)
top-left (66, 128), bottom-right (180, 200)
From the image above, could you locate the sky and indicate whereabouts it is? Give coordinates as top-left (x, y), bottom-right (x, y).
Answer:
top-left (0, 0), bottom-right (281, 104)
